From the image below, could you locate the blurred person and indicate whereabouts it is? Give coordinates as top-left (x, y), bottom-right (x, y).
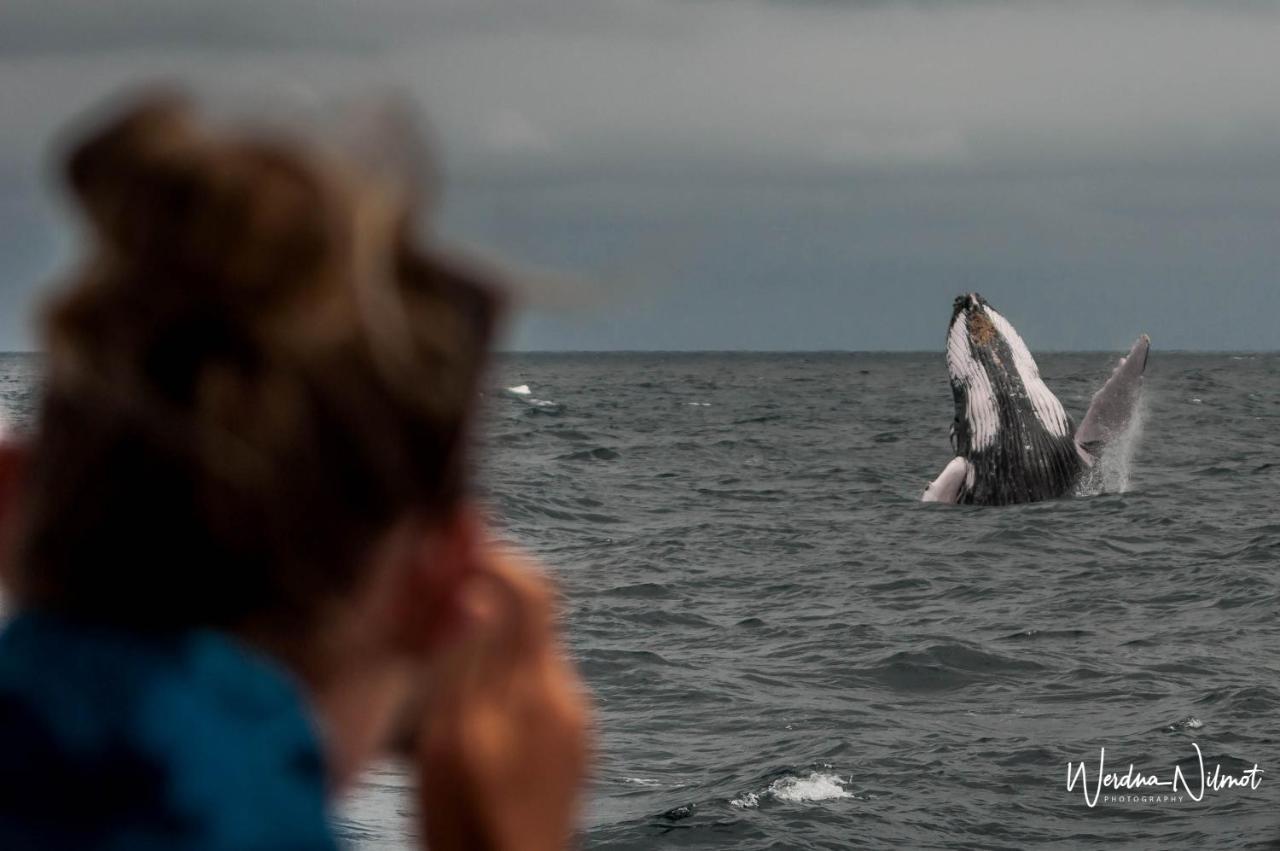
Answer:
top-left (0, 91), bottom-right (590, 850)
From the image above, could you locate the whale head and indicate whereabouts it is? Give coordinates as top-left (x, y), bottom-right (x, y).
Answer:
top-left (943, 292), bottom-right (1081, 504)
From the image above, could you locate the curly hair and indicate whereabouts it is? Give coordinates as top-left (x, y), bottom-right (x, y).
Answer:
top-left (5, 92), bottom-right (499, 639)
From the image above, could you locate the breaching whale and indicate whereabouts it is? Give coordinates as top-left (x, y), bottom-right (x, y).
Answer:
top-left (922, 293), bottom-right (1149, 505)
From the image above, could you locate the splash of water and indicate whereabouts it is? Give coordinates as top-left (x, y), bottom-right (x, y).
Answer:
top-left (1076, 395), bottom-right (1147, 497)
top-left (730, 771), bottom-right (854, 808)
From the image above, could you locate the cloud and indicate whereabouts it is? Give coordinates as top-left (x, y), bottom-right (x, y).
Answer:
top-left (1, 0), bottom-right (1279, 349)
top-left (483, 109), bottom-right (555, 156)
top-left (2, 0), bottom-right (1280, 179)
top-left (380, 0), bottom-right (1280, 177)
top-left (0, 0), bottom-right (637, 54)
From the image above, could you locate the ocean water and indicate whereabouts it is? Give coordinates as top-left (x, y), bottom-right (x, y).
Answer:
top-left (2, 352), bottom-right (1278, 848)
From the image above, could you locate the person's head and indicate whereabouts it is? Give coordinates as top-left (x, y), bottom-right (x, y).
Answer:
top-left (0, 92), bottom-right (500, 770)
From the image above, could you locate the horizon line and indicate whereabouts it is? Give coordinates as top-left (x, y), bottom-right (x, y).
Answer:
top-left (494, 348), bottom-right (1277, 355)
top-left (1, 348), bottom-right (1275, 355)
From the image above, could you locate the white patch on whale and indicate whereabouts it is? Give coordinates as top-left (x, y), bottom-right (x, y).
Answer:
top-left (922, 456), bottom-right (973, 502)
top-left (983, 306), bottom-right (1071, 438)
top-left (945, 313), bottom-right (999, 450)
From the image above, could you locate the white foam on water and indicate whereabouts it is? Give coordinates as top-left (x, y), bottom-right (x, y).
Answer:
top-left (770, 772), bottom-right (852, 803)
top-left (1167, 716), bottom-right (1204, 732)
top-left (620, 777), bottom-right (661, 786)
top-left (730, 771), bottom-right (853, 809)
top-left (503, 383), bottom-right (560, 410)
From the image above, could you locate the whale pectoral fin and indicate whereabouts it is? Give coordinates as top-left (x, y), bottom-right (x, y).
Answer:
top-left (1074, 334), bottom-right (1150, 464)
top-left (922, 456), bottom-right (972, 503)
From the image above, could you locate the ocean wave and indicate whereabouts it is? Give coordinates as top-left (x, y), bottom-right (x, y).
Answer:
top-left (605, 581), bottom-right (677, 600)
top-left (864, 643), bottom-right (1046, 692)
top-left (620, 777), bottom-right (662, 787)
top-left (557, 447), bottom-right (621, 462)
top-left (579, 648), bottom-right (686, 678)
top-left (1195, 685), bottom-right (1280, 714)
top-left (997, 628), bottom-right (1094, 642)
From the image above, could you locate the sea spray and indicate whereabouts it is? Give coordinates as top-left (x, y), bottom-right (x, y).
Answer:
top-left (1077, 394), bottom-right (1147, 496)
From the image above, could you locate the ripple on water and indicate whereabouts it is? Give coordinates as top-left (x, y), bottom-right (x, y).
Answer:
top-left (863, 643), bottom-right (1049, 692)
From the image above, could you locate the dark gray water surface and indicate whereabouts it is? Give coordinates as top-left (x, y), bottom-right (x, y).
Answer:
top-left (473, 352), bottom-right (1279, 850)
top-left (3, 352), bottom-right (1278, 848)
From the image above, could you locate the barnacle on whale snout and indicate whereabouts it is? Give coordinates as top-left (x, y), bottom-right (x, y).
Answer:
top-left (968, 311), bottom-right (997, 347)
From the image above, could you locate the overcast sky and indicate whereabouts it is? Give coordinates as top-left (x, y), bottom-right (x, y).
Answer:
top-left (2, 0), bottom-right (1279, 350)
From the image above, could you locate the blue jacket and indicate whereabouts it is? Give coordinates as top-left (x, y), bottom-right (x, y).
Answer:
top-left (0, 611), bottom-right (337, 851)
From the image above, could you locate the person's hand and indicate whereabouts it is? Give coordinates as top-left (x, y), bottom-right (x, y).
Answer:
top-left (414, 545), bottom-right (592, 851)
